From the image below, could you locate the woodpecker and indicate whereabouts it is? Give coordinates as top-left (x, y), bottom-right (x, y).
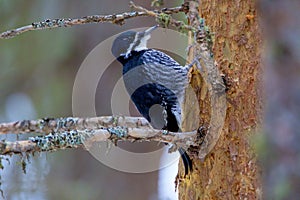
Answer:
top-left (111, 25), bottom-right (192, 175)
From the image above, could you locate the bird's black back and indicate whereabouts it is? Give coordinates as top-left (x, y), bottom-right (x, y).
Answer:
top-left (118, 49), bottom-right (187, 131)
top-left (117, 49), bottom-right (192, 174)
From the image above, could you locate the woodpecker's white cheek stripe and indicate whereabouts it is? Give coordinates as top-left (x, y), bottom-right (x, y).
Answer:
top-left (125, 32), bottom-right (139, 58)
top-left (134, 34), bottom-right (150, 52)
top-left (125, 32), bottom-right (150, 58)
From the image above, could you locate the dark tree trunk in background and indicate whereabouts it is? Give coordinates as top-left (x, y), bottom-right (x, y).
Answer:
top-left (259, 1), bottom-right (300, 199)
top-left (179, 1), bottom-right (262, 199)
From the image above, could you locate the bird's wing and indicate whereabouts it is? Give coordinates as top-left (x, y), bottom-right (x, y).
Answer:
top-left (139, 49), bottom-right (188, 94)
top-left (139, 49), bottom-right (189, 128)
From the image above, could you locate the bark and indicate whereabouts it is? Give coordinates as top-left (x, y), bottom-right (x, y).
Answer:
top-left (179, 1), bottom-right (262, 199)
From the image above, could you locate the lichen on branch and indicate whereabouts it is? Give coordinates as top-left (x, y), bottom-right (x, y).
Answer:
top-left (0, 116), bottom-right (199, 155)
top-left (0, 1), bottom-right (189, 39)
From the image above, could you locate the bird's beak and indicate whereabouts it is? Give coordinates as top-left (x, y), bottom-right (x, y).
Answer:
top-left (143, 25), bottom-right (159, 36)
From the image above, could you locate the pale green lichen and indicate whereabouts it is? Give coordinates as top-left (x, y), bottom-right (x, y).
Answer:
top-left (29, 130), bottom-right (83, 151)
top-left (38, 117), bottom-right (78, 131)
top-left (162, 130), bottom-right (169, 135)
top-left (156, 13), bottom-right (171, 28)
top-left (32, 18), bottom-right (71, 29)
top-left (198, 18), bottom-right (214, 55)
top-left (107, 126), bottom-right (128, 138)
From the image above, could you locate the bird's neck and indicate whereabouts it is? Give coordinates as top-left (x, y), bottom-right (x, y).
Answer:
top-left (117, 50), bottom-right (148, 75)
top-left (117, 49), bottom-right (147, 64)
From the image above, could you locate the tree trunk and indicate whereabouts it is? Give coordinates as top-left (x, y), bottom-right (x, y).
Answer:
top-left (179, 1), bottom-right (262, 199)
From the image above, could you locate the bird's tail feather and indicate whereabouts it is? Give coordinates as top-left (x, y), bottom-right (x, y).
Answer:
top-left (178, 147), bottom-right (193, 175)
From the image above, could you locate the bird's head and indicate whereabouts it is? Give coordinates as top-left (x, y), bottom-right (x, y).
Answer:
top-left (111, 25), bottom-right (158, 58)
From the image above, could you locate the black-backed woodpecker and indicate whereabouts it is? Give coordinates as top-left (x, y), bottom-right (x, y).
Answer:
top-left (111, 25), bottom-right (192, 175)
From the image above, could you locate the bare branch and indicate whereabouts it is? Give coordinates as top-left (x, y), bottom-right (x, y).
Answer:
top-left (0, 2), bottom-right (188, 39)
top-left (130, 1), bottom-right (194, 32)
top-left (0, 116), bottom-right (151, 134)
top-left (0, 122), bottom-right (198, 155)
top-left (0, 140), bottom-right (38, 155)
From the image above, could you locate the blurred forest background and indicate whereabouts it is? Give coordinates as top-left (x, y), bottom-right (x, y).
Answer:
top-left (0, 0), bottom-right (185, 199)
top-left (3, 1), bottom-right (300, 199)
